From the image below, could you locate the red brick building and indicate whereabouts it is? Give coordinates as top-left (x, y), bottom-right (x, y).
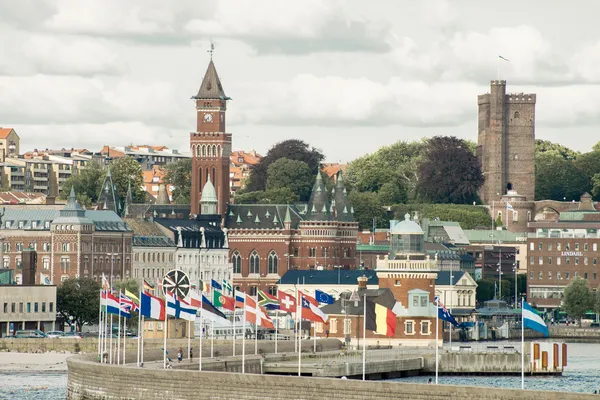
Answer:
top-left (0, 189), bottom-right (132, 284)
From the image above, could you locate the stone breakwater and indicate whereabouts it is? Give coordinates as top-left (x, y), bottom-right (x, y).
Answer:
top-left (67, 354), bottom-right (597, 400)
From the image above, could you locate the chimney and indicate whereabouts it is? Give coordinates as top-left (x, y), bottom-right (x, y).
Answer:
top-left (21, 248), bottom-right (38, 285)
top-left (357, 274), bottom-right (368, 289)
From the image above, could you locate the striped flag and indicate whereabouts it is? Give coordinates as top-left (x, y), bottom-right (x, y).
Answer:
top-left (143, 280), bottom-right (154, 292)
top-left (258, 290), bottom-right (280, 310)
top-left (365, 300), bottom-right (396, 337)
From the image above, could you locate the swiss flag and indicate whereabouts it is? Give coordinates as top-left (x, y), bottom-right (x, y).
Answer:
top-left (277, 291), bottom-right (296, 313)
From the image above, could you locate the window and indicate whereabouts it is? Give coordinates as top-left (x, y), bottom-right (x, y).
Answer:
top-left (11, 303), bottom-right (15, 313)
top-left (594, 243), bottom-right (598, 252)
top-left (584, 243), bottom-right (589, 251)
top-left (585, 257), bottom-right (589, 266)
top-left (315, 322), bottom-right (323, 333)
top-left (529, 256), bottom-right (534, 265)
top-left (421, 321), bottom-right (430, 335)
top-left (42, 242), bottom-right (50, 251)
top-left (557, 243), bottom-right (562, 251)
top-left (249, 251), bottom-right (260, 274)
top-left (575, 257), bottom-right (580, 265)
top-left (412, 297), bottom-right (419, 307)
top-left (514, 111), bottom-right (520, 119)
top-left (565, 272), bottom-right (570, 280)
top-left (565, 243), bottom-right (570, 251)
top-left (34, 302), bottom-right (38, 313)
top-left (548, 271), bottom-right (552, 280)
top-left (42, 258), bottom-right (50, 270)
top-left (420, 296), bottom-right (428, 307)
top-left (575, 243), bottom-right (580, 251)
top-left (232, 251), bottom-right (242, 274)
top-left (60, 257), bottom-right (70, 272)
top-left (594, 273), bottom-right (597, 281)
top-left (268, 286), bottom-right (277, 297)
top-left (16, 242), bottom-right (24, 251)
top-left (557, 257), bottom-right (561, 266)
top-left (19, 302), bottom-right (23, 313)
top-left (405, 321), bottom-right (414, 335)
top-left (548, 257), bottom-right (552, 265)
top-left (530, 271), bottom-right (534, 280)
top-left (566, 257), bottom-right (571, 265)
top-left (548, 243), bottom-right (552, 251)
top-left (293, 248), bottom-right (299, 257)
top-left (249, 286), bottom-right (257, 296)
top-left (62, 243), bottom-right (70, 252)
top-left (584, 272), bottom-right (588, 280)
top-left (267, 251), bottom-right (278, 274)
top-left (538, 272), bottom-right (543, 279)
top-left (538, 243), bottom-right (542, 251)
top-left (27, 303), bottom-right (31, 313)
top-left (557, 272), bottom-right (561, 280)
top-left (16, 257), bottom-right (22, 269)
top-left (594, 258), bottom-right (598, 265)
top-left (538, 257), bottom-right (543, 265)
top-left (42, 302), bottom-right (46, 313)
top-left (308, 247), bottom-right (316, 257)
top-left (529, 242), bottom-right (534, 251)
top-left (330, 319), bottom-right (337, 334)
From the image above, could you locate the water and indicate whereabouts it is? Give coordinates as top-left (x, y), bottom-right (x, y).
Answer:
top-left (394, 342), bottom-right (600, 394)
top-left (4, 342), bottom-right (600, 398)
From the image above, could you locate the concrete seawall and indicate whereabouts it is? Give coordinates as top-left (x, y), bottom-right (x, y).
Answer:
top-left (67, 355), bottom-right (596, 400)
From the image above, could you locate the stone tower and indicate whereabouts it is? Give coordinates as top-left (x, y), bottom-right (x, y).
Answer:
top-left (190, 59), bottom-right (231, 217)
top-left (477, 80), bottom-right (536, 204)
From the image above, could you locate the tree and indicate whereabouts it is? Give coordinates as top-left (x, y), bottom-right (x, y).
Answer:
top-left (266, 158), bottom-right (314, 201)
top-left (417, 136), bottom-right (484, 204)
top-left (535, 152), bottom-right (590, 201)
top-left (246, 140), bottom-right (324, 192)
top-left (476, 279), bottom-right (496, 303)
top-left (563, 277), bottom-right (592, 324)
top-left (494, 215), bottom-right (503, 228)
top-left (378, 181), bottom-right (406, 205)
top-left (234, 188), bottom-right (299, 205)
top-left (110, 157), bottom-right (146, 203)
top-left (389, 204), bottom-right (491, 230)
top-left (113, 278), bottom-right (140, 295)
top-left (60, 160), bottom-right (105, 203)
top-left (593, 173), bottom-right (600, 199)
top-left (57, 278), bottom-right (101, 332)
top-left (574, 151), bottom-right (600, 200)
top-left (348, 191), bottom-right (386, 230)
top-left (164, 159), bottom-right (192, 205)
top-left (535, 139), bottom-right (580, 160)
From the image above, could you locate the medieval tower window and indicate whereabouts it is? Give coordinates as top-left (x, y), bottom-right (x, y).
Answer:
top-left (514, 111), bottom-right (520, 119)
top-left (268, 251), bottom-right (278, 274)
top-left (232, 251), bottom-right (241, 273)
top-left (249, 251), bottom-right (260, 274)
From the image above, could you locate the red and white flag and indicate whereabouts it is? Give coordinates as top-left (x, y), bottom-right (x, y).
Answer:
top-left (300, 292), bottom-right (328, 323)
top-left (277, 291), bottom-right (296, 313)
top-left (244, 294), bottom-right (274, 329)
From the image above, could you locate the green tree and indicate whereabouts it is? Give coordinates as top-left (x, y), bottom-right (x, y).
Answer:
top-left (57, 278), bottom-right (101, 332)
top-left (389, 204), bottom-right (492, 230)
top-left (535, 152), bottom-right (590, 201)
top-left (574, 151), bottom-right (600, 200)
top-left (266, 158), bottom-right (314, 201)
top-left (476, 279), bottom-right (496, 303)
top-left (495, 215), bottom-right (503, 228)
top-left (417, 136), bottom-right (484, 204)
top-left (110, 157), bottom-right (146, 203)
top-left (535, 139), bottom-right (580, 160)
top-left (593, 173), bottom-right (600, 199)
top-left (593, 141), bottom-right (600, 153)
top-left (378, 181), bottom-right (406, 205)
top-left (234, 188), bottom-right (299, 205)
top-left (60, 160), bottom-right (105, 203)
top-left (164, 159), bottom-right (192, 204)
top-left (348, 191), bottom-right (386, 230)
top-left (113, 278), bottom-right (140, 295)
top-left (246, 140), bottom-right (324, 192)
top-left (563, 277), bottom-right (592, 324)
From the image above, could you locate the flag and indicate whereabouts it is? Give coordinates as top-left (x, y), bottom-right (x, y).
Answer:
top-left (102, 273), bottom-right (110, 291)
top-left (435, 297), bottom-right (459, 327)
top-left (506, 202), bottom-right (514, 211)
top-left (365, 300), bottom-right (396, 337)
top-left (125, 289), bottom-right (140, 304)
top-left (234, 293), bottom-right (245, 309)
top-left (120, 293), bottom-right (139, 313)
top-left (166, 292), bottom-right (198, 322)
top-left (140, 292), bottom-right (166, 320)
top-left (143, 280), bottom-right (154, 292)
top-left (244, 295), bottom-right (274, 329)
top-left (199, 280), bottom-right (210, 293)
top-left (211, 279), bottom-right (222, 290)
top-left (222, 279), bottom-right (232, 293)
top-left (300, 293), bottom-right (327, 323)
top-left (40, 273), bottom-right (52, 285)
top-left (499, 55), bottom-right (510, 62)
top-left (523, 301), bottom-right (549, 337)
top-left (277, 291), bottom-right (296, 313)
top-left (258, 290), bottom-right (280, 310)
top-left (315, 290), bottom-right (335, 305)
top-left (201, 294), bottom-right (227, 319)
top-left (102, 291), bottom-right (120, 316)
top-left (118, 298), bottom-right (132, 319)
top-left (213, 289), bottom-right (235, 311)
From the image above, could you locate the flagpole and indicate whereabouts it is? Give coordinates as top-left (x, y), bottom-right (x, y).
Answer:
top-left (199, 291), bottom-right (203, 372)
top-left (211, 319), bottom-right (214, 358)
top-left (232, 307), bottom-right (236, 357)
top-left (163, 297), bottom-right (168, 369)
top-left (255, 293), bottom-right (258, 355)
top-left (123, 312), bottom-right (127, 364)
top-left (97, 290), bottom-right (102, 361)
top-left (109, 315), bottom-right (114, 364)
top-left (435, 299), bottom-right (439, 384)
top-left (137, 290), bottom-right (141, 367)
top-left (275, 309), bottom-right (278, 354)
top-left (141, 315), bottom-right (145, 365)
top-left (362, 293), bottom-right (366, 381)
top-left (187, 320), bottom-right (191, 361)
top-left (117, 291), bottom-right (122, 365)
top-left (242, 294), bottom-right (246, 374)
top-left (313, 323), bottom-right (317, 352)
top-left (298, 290), bottom-right (302, 377)
top-left (521, 296), bottom-right (525, 389)
top-left (295, 278), bottom-right (299, 353)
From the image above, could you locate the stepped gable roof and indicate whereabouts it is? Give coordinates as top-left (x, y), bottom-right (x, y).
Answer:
top-left (333, 171), bottom-right (354, 222)
top-left (224, 204), bottom-right (303, 229)
top-left (278, 269), bottom-right (378, 286)
top-left (192, 60), bottom-right (230, 100)
top-left (305, 173), bottom-right (333, 221)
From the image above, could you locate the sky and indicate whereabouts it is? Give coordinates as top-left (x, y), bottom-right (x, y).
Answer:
top-left (1, 0), bottom-right (600, 163)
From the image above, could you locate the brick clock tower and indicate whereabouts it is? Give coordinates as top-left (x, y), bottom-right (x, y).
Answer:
top-left (190, 58), bottom-right (232, 217)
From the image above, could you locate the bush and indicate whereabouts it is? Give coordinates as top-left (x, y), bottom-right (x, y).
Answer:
top-left (388, 203), bottom-right (491, 230)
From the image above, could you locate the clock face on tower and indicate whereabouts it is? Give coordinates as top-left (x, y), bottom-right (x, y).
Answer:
top-left (203, 113), bottom-right (213, 123)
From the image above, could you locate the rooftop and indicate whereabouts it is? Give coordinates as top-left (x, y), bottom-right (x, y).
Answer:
top-left (463, 229), bottom-right (528, 243)
top-left (278, 269), bottom-right (378, 286)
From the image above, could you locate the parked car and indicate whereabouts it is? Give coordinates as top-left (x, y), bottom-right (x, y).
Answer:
top-left (45, 331), bottom-right (66, 338)
top-left (60, 332), bottom-right (83, 339)
top-left (15, 330), bottom-right (46, 338)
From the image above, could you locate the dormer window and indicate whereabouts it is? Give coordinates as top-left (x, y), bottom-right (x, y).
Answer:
top-left (5, 221), bottom-right (10, 229)
top-left (44, 221), bottom-right (50, 229)
top-left (32, 221), bottom-right (37, 229)
top-left (18, 221), bottom-right (24, 229)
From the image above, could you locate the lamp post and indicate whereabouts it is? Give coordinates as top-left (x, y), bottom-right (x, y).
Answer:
top-left (513, 263), bottom-right (518, 308)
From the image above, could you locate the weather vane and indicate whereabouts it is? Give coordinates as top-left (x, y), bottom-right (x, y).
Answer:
top-left (207, 41), bottom-right (215, 60)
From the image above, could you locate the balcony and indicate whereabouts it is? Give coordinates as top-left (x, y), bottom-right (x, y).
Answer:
top-left (33, 167), bottom-right (48, 173)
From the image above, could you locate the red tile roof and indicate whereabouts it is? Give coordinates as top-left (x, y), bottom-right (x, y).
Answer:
top-left (0, 128), bottom-right (15, 139)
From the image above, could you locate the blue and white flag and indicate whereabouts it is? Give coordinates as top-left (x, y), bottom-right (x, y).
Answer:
top-left (315, 290), bottom-right (335, 305)
top-left (434, 297), bottom-right (459, 327)
top-left (222, 279), bottom-right (232, 293)
top-left (166, 292), bottom-right (198, 322)
top-left (506, 202), bottom-right (514, 211)
top-left (211, 279), bottom-right (222, 290)
top-left (522, 301), bottom-right (549, 337)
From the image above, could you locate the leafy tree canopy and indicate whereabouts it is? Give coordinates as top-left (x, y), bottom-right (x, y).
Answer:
top-left (593, 173), bottom-right (600, 199)
top-left (562, 277), bottom-right (592, 323)
top-left (246, 140), bottom-right (324, 192)
top-left (266, 158), bottom-right (314, 201)
top-left (348, 191), bottom-right (386, 230)
top-left (110, 156), bottom-right (146, 203)
top-left (535, 152), bottom-right (590, 201)
top-left (113, 278), bottom-right (140, 295)
top-left (535, 139), bottom-right (580, 160)
top-left (164, 158), bottom-right (192, 205)
top-left (57, 278), bottom-right (101, 332)
top-left (417, 136), bottom-right (484, 204)
top-left (389, 203), bottom-right (492, 230)
top-left (234, 187), bottom-right (299, 205)
top-left (60, 160), bottom-right (105, 204)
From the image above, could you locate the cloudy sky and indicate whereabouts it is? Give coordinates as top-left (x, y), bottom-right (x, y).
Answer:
top-left (1, 0), bottom-right (599, 162)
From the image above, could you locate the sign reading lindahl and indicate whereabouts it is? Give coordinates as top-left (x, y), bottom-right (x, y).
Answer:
top-left (561, 251), bottom-right (583, 257)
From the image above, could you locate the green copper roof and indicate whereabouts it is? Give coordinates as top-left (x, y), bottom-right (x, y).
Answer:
top-left (463, 229), bottom-right (527, 243)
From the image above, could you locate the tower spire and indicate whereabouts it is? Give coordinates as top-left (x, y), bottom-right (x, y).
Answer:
top-left (207, 41), bottom-right (214, 61)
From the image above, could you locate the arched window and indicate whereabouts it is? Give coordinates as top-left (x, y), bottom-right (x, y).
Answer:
top-left (249, 251), bottom-right (260, 274)
top-left (232, 251), bottom-right (241, 274)
top-left (268, 251), bottom-right (278, 274)
top-left (514, 111), bottom-right (520, 119)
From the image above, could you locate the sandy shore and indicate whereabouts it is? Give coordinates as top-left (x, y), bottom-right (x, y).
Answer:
top-left (0, 352), bottom-right (71, 372)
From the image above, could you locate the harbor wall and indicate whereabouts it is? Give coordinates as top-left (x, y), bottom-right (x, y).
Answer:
top-left (66, 355), bottom-right (596, 400)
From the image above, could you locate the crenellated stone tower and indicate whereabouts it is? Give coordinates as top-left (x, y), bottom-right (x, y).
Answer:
top-left (477, 80), bottom-right (536, 204)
